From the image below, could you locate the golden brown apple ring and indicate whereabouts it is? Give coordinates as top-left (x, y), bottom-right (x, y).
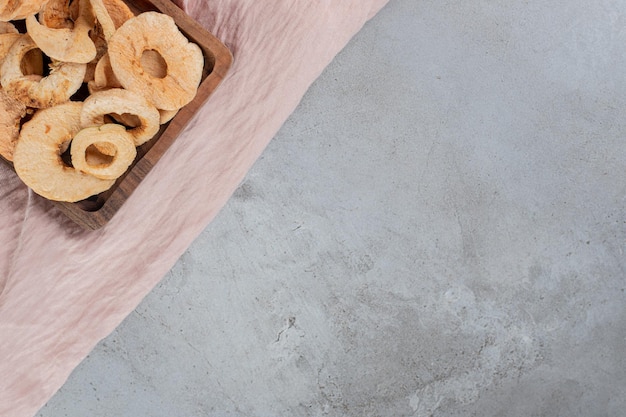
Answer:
top-left (70, 124), bottom-right (137, 180)
top-left (85, 55), bottom-right (177, 123)
top-left (0, 88), bottom-right (27, 161)
top-left (108, 11), bottom-right (204, 111)
top-left (81, 88), bottom-right (160, 146)
top-left (12, 102), bottom-right (115, 202)
top-left (26, 0), bottom-right (96, 64)
top-left (0, 34), bottom-right (44, 76)
top-left (1, 35), bottom-right (85, 108)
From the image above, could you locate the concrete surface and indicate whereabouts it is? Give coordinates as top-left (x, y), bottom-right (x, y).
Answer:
top-left (37, 0), bottom-right (626, 416)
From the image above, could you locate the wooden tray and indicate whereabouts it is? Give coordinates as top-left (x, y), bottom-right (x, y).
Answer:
top-left (1, 0), bottom-right (232, 230)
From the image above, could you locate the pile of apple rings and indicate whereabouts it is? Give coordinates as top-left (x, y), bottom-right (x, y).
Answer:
top-left (0, 0), bottom-right (204, 202)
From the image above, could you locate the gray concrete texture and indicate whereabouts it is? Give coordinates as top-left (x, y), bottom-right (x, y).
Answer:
top-left (37, 0), bottom-right (625, 416)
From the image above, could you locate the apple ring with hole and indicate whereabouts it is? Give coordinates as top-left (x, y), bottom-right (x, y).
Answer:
top-left (1, 35), bottom-right (85, 108)
top-left (87, 52), bottom-right (179, 124)
top-left (25, 0), bottom-right (97, 64)
top-left (71, 124), bottom-right (137, 180)
top-left (12, 102), bottom-right (116, 202)
top-left (0, 33), bottom-right (44, 75)
top-left (81, 88), bottom-right (160, 146)
top-left (108, 11), bottom-right (204, 111)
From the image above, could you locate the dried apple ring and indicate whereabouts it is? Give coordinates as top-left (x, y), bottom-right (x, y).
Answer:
top-left (95, 25), bottom-right (191, 120)
top-left (1, 35), bottom-right (85, 108)
top-left (108, 11), bottom-right (204, 111)
top-left (26, 0), bottom-right (97, 64)
top-left (81, 88), bottom-right (160, 146)
top-left (0, 89), bottom-right (27, 161)
top-left (71, 124), bottom-right (137, 180)
top-left (12, 102), bottom-right (115, 202)
top-left (0, 33), bottom-right (44, 77)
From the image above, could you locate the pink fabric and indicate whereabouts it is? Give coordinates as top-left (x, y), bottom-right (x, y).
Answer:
top-left (0, 0), bottom-right (389, 416)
